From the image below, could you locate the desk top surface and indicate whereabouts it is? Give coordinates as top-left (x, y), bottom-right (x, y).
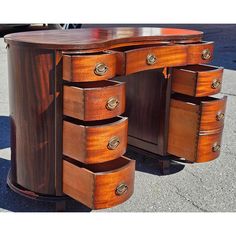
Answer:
top-left (4, 27), bottom-right (203, 50)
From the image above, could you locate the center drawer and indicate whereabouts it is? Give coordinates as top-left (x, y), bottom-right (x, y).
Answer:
top-left (63, 80), bottom-right (126, 121)
top-left (63, 116), bottom-right (128, 164)
top-left (63, 156), bottom-right (135, 209)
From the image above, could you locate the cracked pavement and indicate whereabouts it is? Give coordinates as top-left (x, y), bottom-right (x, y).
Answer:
top-left (0, 25), bottom-right (236, 212)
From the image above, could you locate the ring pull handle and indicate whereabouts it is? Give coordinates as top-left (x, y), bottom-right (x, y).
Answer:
top-left (107, 136), bottom-right (120, 150)
top-left (212, 143), bottom-right (221, 152)
top-left (106, 97), bottom-right (119, 111)
top-left (211, 79), bottom-right (221, 89)
top-left (115, 183), bottom-right (128, 196)
top-left (202, 49), bottom-right (211, 60)
top-left (94, 63), bottom-right (108, 76)
top-left (216, 112), bottom-right (225, 121)
top-left (146, 54), bottom-right (157, 65)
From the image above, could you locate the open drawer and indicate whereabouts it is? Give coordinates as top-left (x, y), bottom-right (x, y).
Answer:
top-left (63, 156), bottom-right (135, 209)
top-left (167, 94), bottom-right (227, 162)
top-left (171, 64), bottom-right (224, 97)
top-left (63, 51), bottom-right (117, 82)
top-left (63, 80), bottom-right (126, 121)
top-left (63, 116), bottom-right (128, 164)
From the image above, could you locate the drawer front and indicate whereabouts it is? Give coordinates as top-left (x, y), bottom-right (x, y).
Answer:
top-left (196, 130), bottom-right (223, 163)
top-left (125, 45), bottom-right (187, 75)
top-left (200, 96), bottom-right (227, 131)
top-left (187, 42), bottom-right (214, 64)
top-left (63, 156), bottom-right (135, 209)
top-left (63, 80), bottom-right (126, 121)
top-left (63, 52), bottom-right (117, 82)
top-left (63, 117), bottom-right (128, 164)
top-left (172, 64), bottom-right (224, 97)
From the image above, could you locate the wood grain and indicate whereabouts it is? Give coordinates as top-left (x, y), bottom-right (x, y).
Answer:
top-left (7, 45), bottom-right (56, 194)
top-left (167, 98), bottom-right (200, 161)
top-left (63, 156), bottom-right (135, 209)
top-left (63, 117), bottom-right (128, 164)
top-left (4, 27), bottom-right (203, 50)
top-left (200, 96), bottom-right (227, 131)
top-left (114, 69), bottom-right (170, 155)
top-left (63, 52), bottom-right (117, 82)
top-left (125, 45), bottom-right (187, 75)
top-left (186, 41), bottom-right (214, 64)
top-left (172, 64), bottom-right (224, 97)
top-left (167, 95), bottom-right (226, 162)
top-left (63, 80), bottom-right (126, 121)
top-left (197, 130), bottom-right (223, 163)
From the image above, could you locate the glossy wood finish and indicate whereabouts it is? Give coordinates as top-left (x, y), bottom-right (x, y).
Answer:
top-left (114, 69), bottom-right (171, 155)
top-left (63, 80), bottom-right (126, 121)
top-left (197, 130), bottom-right (223, 162)
top-left (63, 52), bottom-right (117, 82)
top-left (5, 28), bottom-right (226, 208)
top-left (186, 41), bottom-right (214, 64)
top-left (63, 117), bottom-right (128, 164)
top-left (200, 96), bottom-right (227, 131)
top-left (167, 95), bottom-right (226, 162)
top-left (63, 156), bottom-right (135, 209)
top-left (4, 27), bottom-right (203, 50)
top-left (7, 45), bottom-right (56, 194)
top-left (172, 64), bottom-right (224, 96)
top-left (125, 45), bottom-right (187, 75)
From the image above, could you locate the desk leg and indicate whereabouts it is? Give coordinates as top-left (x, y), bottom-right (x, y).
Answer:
top-left (55, 200), bottom-right (66, 212)
top-left (158, 156), bottom-right (171, 175)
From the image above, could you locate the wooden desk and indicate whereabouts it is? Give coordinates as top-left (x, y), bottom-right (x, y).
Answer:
top-left (4, 27), bottom-right (227, 210)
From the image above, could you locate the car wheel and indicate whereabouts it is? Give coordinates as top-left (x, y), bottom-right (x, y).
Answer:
top-left (48, 24), bottom-right (82, 30)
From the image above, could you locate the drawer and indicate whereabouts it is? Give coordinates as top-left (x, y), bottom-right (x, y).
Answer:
top-left (63, 51), bottom-right (117, 82)
top-left (187, 42), bottom-right (214, 64)
top-left (124, 45), bottom-right (187, 75)
top-left (63, 156), bottom-right (135, 209)
top-left (197, 130), bottom-right (223, 163)
top-left (167, 95), bottom-right (227, 162)
top-left (63, 80), bottom-right (126, 121)
top-left (63, 116), bottom-right (128, 164)
top-left (178, 41), bottom-right (214, 64)
top-left (172, 64), bottom-right (224, 97)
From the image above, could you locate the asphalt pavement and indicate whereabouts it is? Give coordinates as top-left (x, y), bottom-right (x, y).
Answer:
top-left (0, 25), bottom-right (236, 212)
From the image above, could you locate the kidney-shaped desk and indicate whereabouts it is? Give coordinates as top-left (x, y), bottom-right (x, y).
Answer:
top-left (4, 27), bottom-right (227, 210)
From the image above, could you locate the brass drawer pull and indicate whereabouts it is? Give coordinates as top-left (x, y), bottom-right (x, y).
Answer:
top-left (212, 143), bottom-right (221, 152)
top-left (202, 49), bottom-right (211, 60)
top-left (94, 63), bottom-right (108, 76)
top-left (107, 136), bottom-right (120, 150)
top-left (106, 97), bottom-right (119, 110)
top-left (146, 54), bottom-right (157, 65)
top-left (216, 112), bottom-right (225, 121)
top-left (115, 183), bottom-right (128, 196)
top-left (211, 79), bottom-right (221, 89)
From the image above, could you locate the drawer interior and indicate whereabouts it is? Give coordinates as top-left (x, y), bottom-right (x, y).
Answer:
top-left (63, 51), bottom-right (112, 56)
top-left (174, 64), bottom-right (222, 72)
top-left (64, 156), bottom-right (132, 174)
top-left (172, 93), bottom-right (222, 105)
top-left (64, 116), bottom-right (126, 127)
top-left (64, 80), bottom-right (122, 89)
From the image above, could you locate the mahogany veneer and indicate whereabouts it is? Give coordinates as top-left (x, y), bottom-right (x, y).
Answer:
top-left (172, 65), bottom-right (224, 97)
top-left (63, 80), bottom-right (126, 121)
top-left (4, 27), bottom-right (227, 210)
top-left (168, 95), bottom-right (227, 162)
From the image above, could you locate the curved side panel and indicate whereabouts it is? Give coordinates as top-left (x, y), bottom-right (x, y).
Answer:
top-left (7, 45), bottom-right (56, 195)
